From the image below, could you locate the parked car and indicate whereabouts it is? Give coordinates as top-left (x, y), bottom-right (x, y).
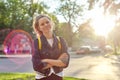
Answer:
top-left (76, 46), bottom-right (101, 54)
top-left (90, 46), bottom-right (101, 53)
top-left (76, 46), bottom-right (91, 54)
top-left (104, 45), bottom-right (113, 52)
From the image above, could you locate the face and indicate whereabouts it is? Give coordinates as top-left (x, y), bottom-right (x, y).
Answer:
top-left (38, 17), bottom-right (53, 34)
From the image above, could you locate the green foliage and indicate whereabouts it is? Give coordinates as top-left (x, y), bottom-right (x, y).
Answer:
top-left (64, 77), bottom-right (88, 80)
top-left (0, 73), bottom-right (35, 80)
top-left (0, 0), bottom-right (52, 44)
top-left (0, 29), bottom-right (11, 44)
top-left (0, 0), bottom-right (47, 33)
top-left (0, 73), bottom-right (87, 80)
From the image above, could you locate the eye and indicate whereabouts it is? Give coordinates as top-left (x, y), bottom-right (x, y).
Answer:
top-left (46, 21), bottom-right (49, 24)
top-left (40, 23), bottom-right (44, 26)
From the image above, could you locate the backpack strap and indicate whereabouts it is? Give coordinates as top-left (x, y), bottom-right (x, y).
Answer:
top-left (37, 36), bottom-right (61, 50)
top-left (56, 36), bottom-right (62, 50)
top-left (38, 37), bottom-right (41, 50)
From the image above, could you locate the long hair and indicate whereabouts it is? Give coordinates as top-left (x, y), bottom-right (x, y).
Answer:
top-left (32, 14), bottom-right (51, 37)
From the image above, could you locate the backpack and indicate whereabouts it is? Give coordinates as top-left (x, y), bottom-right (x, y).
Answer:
top-left (37, 36), bottom-right (61, 50)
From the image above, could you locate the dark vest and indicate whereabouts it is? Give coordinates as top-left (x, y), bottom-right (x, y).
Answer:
top-left (32, 34), bottom-right (69, 76)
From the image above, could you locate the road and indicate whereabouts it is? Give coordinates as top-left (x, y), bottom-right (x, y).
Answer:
top-left (0, 55), bottom-right (34, 72)
top-left (0, 52), bottom-right (120, 80)
top-left (64, 52), bottom-right (120, 80)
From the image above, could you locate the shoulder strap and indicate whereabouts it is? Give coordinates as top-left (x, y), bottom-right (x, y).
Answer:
top-left (37, 36), bottom-right (61, 50)
top-left (38, 37), bottom-right (41, 50)
top-left (56, 36), bottom-right (62, 50)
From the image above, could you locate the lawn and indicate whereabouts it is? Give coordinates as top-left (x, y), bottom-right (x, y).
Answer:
top-left (0, 73), bottom-right (88, 80)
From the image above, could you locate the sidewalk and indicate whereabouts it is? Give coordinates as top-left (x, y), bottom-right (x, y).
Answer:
top-left (0, 54), bottom-right (32, 58)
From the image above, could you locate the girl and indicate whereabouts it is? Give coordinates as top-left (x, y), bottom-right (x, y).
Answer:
top-left (32, 14), bottom-right (70, 80)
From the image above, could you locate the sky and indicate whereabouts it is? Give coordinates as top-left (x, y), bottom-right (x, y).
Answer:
top-left (38, 0), bottom-right (119, 37)
top-left (41, 0), bottom-right (88, 23)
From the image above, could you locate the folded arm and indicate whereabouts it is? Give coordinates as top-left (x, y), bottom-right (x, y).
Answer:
top-left (41, 53), bottom-right (69, 68)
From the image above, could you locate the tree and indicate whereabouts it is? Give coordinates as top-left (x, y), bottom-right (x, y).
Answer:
top-left (55, 0), bottom-right (83, 47)
top-left (103, 0), bottom-right (120, 15)
top-left (0, 0), bottom-right (49, 44)
top-left (78, 20), bottom-right (95, 39)
top-left (108, 22), bottom-right (120, 54)
top-left (87, 0), bottom-right (99, 10)
top-left (86, 0), bottom-right (120, 53)
top-left (0, 0), bottom-right (47, 32)
top-left (77, 20), bottom-right (96, 46)
top-left (55, 22), bottom-right (72, 47)
top-left (103, 0), bottom-right (120, 53)
top-left (0, 29), bottom-right (11, 44)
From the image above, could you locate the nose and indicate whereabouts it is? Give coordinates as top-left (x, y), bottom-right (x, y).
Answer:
top-left (44, 23), bottom-right (48, 26)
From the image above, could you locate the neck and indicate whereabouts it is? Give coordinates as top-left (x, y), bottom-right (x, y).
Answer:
top-left (43, 32), bottom-right (53, 39)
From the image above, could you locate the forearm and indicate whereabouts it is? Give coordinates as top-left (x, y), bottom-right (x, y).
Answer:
top-left (41, 53), bottom-right (69, 67)
top-left (45, 59), bottom-right (66, 67)
top-left (58, 53), bottom-right (69, 66)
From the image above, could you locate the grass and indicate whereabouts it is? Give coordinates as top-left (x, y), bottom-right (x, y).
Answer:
top-left (0, 73), bottom-right (88, 80)
top-left (0, 73), bottom-right (35, 80)
top-left (104, 52), bottom-right (120, 57)
top-left (64, 77), bottom-right (88, 80)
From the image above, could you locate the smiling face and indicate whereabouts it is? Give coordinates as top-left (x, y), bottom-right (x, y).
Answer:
top-left (38, 17), bottom-right (53, 34)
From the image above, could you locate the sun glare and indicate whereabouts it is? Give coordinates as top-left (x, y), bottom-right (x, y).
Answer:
top-left (90, 8), bottom-right (116, 37)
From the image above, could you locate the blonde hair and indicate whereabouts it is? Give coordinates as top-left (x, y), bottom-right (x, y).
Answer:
top-left (32, 14), bottom-right (51, 37)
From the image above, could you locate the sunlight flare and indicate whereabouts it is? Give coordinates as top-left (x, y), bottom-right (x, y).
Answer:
top-left (90, 8), bottom-right (116, 37)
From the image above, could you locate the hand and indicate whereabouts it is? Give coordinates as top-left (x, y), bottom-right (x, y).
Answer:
top-left (41, 59), bottom-right (49, 63)
top-left (42, 64), bottom-right (52, 70)
top-left (41, 59), bottom-right (52, 70)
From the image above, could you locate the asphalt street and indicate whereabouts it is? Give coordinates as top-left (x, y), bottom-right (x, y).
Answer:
top-left (64, 52), bottom-right (120, 80)
top-left (0, 52), bottom-right (120, 80)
